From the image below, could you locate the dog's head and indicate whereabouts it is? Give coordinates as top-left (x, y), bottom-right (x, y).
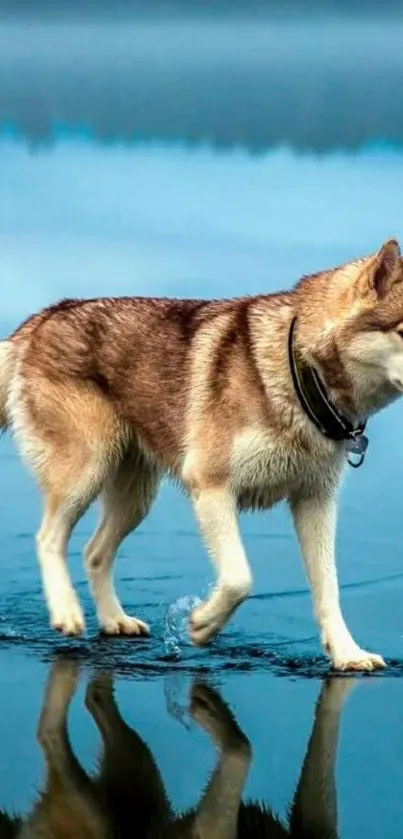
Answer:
top-left (303, 238), bottom-right (403, 415)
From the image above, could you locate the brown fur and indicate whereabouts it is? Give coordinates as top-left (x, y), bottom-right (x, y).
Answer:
top-left (1, 240), bottom-right (403, 667)
top-left (7, 252), bottom-right (402, 493)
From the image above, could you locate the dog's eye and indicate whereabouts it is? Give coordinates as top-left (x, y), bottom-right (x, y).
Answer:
top-left (397, 330), bottom-right (403, 339)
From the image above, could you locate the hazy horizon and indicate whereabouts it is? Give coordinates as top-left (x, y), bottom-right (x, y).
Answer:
top-left (2, 14), bottom-right (403, 153)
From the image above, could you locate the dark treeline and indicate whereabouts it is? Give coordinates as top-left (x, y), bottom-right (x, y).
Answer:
top-left (1, 11), bottom-right (403, 152)
top-left (1, 0), bottom-right (403, 14)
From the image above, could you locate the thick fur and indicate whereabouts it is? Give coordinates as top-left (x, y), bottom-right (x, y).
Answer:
top-left (0, 659), bottom-right (353, 838)
top-left (2, 240), bottom-right (403, 669)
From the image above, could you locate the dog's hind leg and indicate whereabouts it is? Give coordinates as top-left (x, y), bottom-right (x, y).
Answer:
top-left (36, 443), bottom-right (112, 636)
top-left (13, 380), bottom-right (122, 636)
top-left (86, 672), bottom-right (172, 831)
top-left (37, 659), bottom-right (85, 779)
top-left (84, 452), bottom-right (160, 636)
top-left (36, 493), bottom-right (92, 636)
top-left (34, 660), bottom-right (110, 838)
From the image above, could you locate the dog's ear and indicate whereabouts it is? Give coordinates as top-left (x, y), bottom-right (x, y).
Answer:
top-left (370, 238), bottom-right (401, 299)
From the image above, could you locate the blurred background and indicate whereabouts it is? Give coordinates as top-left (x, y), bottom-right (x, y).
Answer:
top-left (1, 1), bottom-right (403, 323)
top-left (3, 0), bottom-right (403, 153)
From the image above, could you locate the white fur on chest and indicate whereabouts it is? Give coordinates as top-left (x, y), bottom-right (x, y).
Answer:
top-left (230, 426), bottom-right (340, 510)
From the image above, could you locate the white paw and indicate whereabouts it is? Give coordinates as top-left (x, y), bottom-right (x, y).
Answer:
top-left (189, 604), bottom-right (223, 646)
top-left (100, 613), bottom-right (150, 637)
top-left (331, 647), bottom-right (386, 673)
top-left (189, 583), bottom-right (250, 647)
top-left (51, 599), bottom-right (85, 636)
top-left (189, 579), bottom-right (250, 647)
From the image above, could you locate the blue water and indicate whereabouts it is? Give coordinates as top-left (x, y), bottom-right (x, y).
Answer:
top-left (0, 134), bottom-right (403, 836)
top-left (2, 8), bottom-right (403, 834)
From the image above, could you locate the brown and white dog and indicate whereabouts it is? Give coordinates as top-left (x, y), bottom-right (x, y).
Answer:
top-left (1, 239), bottom-right (403, 671)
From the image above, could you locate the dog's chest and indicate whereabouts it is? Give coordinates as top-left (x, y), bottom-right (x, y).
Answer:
top-left (231, 427), bottom-right (333, 510)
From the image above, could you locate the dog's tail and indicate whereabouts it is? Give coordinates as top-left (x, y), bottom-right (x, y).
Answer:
top-left (0, 341), bottom-right (15, 431)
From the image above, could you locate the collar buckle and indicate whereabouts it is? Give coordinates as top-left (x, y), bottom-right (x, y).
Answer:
top-left (346, 431), bottom-right (369, 469)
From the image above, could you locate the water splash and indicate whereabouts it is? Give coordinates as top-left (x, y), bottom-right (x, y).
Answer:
top-left (163, 671), bottom-right (192, 729)
top-left (163, 594), bottom-right (203, 658)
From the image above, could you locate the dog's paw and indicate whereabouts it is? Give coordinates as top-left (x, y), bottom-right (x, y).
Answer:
top-left (321, 676), bottom-right (358, 710)
top-left (85, 674), bottom-right (114, 715)
top-left (100, 613), bottom-right (150, 637)
top-left (189, 580), bottom-right (251, 647)
top-left (190, 682), bottom-right (251, 755)
top-left (191, 683), bottom-right (249, 740)
top-left (51, 599), bottom-right (85, 636)
top-left (189, 604), bottom-right (220, 646)
top-left (331, 648), bottom-right (386, 673)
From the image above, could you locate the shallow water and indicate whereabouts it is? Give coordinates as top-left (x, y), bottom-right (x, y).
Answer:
top-left (1, 9), bottom-right (403, 838)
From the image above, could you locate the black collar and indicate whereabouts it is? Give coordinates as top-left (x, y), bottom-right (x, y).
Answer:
top-left (288, 316), bottom-right (369, 468)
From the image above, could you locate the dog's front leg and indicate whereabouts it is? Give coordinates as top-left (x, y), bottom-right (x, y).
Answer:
top-left (189, 681), bottom-right (252, 839)
top-left (290, 488), bottom-right (386, 672)
top-left (189, 487), bottom-right (253, 646)
top-left (290, 677), bottom-right (357, 837)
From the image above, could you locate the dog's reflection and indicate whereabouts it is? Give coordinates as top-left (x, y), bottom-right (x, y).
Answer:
top-left (0, 662), bottom-right (356, 838)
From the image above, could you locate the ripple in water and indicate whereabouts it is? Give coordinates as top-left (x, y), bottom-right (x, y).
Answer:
top-left (163, 594), bottom-right (203, 658)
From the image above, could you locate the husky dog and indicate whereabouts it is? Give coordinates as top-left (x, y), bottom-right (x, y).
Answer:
top-left (0, 659), bottom-right (354, 838)
top-left (1, 239), bottom-right (403, 670)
